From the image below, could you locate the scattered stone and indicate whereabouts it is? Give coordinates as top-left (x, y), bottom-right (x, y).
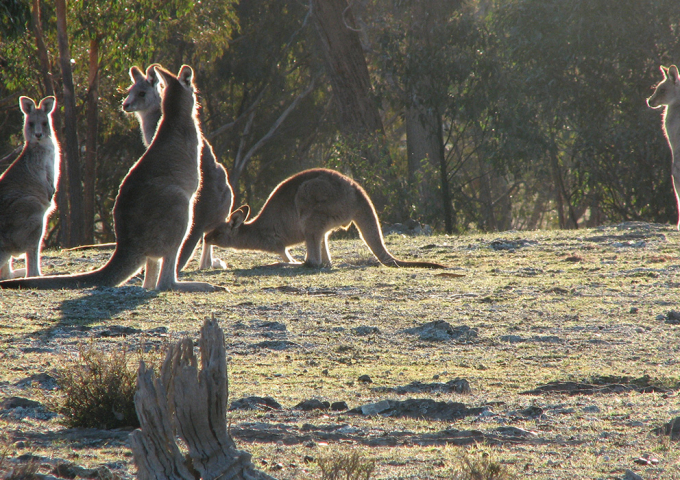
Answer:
top-left (0, 397), bottom-right (42, 409)
top-left (294, 399), bottom-right (330, 411)
top-left (582, 405), bottom-right (601, 413)
top-left (653, 416), bottom-right (680, 439)
top-left (93, 325), bottom-right (141, 337)
top-left (372, 378), bottom-right (471, 395)
top-left (516, 406), bottom-right (544, 418)
top-left (523, 378), bottom-right (670, 396)
top-left (255, 321), bottom-right (287, 331)
top-left (15, 373), bottom-right (58, 390)
top-left (402, 321), bottom-right (477, 342)
top-left (665, 311), bottom-right (680, 325)
top-left (330, 401), bottom-right (348, 411)
top-left (500, 335), bottom-right (524, 344)
top-left (630, 307), bottom-right (639, 314)
top-left (622, 469), bottom-right (644, 480)
top-left (229, 396), bottom-right (282, 411)
top-left (252, 340), bottom-right (298, 350)
top-left (349, 399), bottom-right (485, 421)
top-left (358, 375), bottom-right (373, 384)
top-left (492, 426), bottom-right (538, 439)
top-left (351, 326), bottom-right (380, 336)
top-left (488, 239), bottom-right (537, 251)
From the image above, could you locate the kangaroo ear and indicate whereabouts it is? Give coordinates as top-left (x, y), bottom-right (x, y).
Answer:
top-left (153, 65), bottom-right (173, 88)
top-left (178, 65), bottom-right (194, 89)
top-left (130, 66), bottom-right (145, 83)
top-left (146, 64), bottom-right (161, 87)
top-left (38, 96), bottom-right (56, 115)
top-left (229, 206), bottom-right (249, 229)
top-left (19, 96), bottom-right (36, 115)
top-left (670, 66), bottom-right (680, 84)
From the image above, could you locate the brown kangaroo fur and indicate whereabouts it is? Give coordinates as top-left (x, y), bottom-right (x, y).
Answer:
top-left (123, 65), bottom-right (234, 271)
top-left (0, 66), bottom-right (219, 291)
top-left (648, 65), bottom-right (680, 230)
top-left (0, 96), bottom-right (59, 280)
top-left (204, 168), bottom-right (446, 269)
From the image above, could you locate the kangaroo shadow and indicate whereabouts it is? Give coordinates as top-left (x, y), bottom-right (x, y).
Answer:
top-left (29, 284), bottom-right (158, 341)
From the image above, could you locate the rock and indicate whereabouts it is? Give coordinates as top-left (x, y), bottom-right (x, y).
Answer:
top-left (517, 406), bottom-right (544, 418)
top-left (15, 373), bottom-right (58, 390)
top-left (0, 397), bottom-right (43, 409)
top-left (582, 405), bottom-right (601, 413)
top-left (229, 396), bottom-right (282, 411)
top-left (94, 325), bottom-right (141, 337)
top-left (402, 321), bottom-right (477, 342)
top-left (372, 378), bottom-right (471, 395)
top-left (358, 375), bottom-right (373, 384)
top-left (331, 401), bottom-right (348, 411)
top-left (294, 399), bottom-right (330, 411)
top-left (350, 399), bottom-right (484, 421)
top-left (665, 310), bottom-right (680, 325)
top-left (654, 416), bottom-right (680, 439)
top-left (622, 469), bottom-right (643, 480)
top-left (500, 335), bottom-right (525, 343)
top-left (351, 326), bottom-right (380, 336)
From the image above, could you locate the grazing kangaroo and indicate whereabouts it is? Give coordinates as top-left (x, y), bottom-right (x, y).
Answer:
top-left (648, 65), bottom-right (680, 230)
top-left (123, 64), bottom-right (234, 271)
top-left (0, 96), bottom-right (59, 280)
top-left (204, 168), bottom-right (446, 269)
top-left (0, 65), bottom-right (219, 292)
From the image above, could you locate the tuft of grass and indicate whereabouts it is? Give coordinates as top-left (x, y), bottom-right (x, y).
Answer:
top-left (452, 450), bottom-right (516, 480)
top-left (56, 343), bottom-right (142, 429)
top-left (2, 459), bottom-right (41, 480)
top-left (317, 451), bottom-right (376, 480)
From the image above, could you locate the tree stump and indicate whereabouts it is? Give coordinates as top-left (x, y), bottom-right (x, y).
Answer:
top-left (130, 318), bottom-right (277, 480)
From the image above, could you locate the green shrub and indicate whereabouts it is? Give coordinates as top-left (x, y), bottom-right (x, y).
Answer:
top-left (56, 344), bottom-right (141, 429)
top-left (317, 451), bottom-right (376, 480)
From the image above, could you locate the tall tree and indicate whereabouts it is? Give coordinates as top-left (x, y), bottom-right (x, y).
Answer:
top-left (55, 0), bottom-right (84, 246)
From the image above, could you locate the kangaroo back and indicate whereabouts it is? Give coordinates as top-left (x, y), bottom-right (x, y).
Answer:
top-left (352, 186), bottom-right (445, 269)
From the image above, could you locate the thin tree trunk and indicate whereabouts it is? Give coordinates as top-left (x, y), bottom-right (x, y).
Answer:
top-left (83, 36), bottom-right (100, 244)
top-left (436, 113), bottom-right (454, 233)
top-left (31, 0), bottom-right (54, 97)
top-left (56, 0), bottom-right (84, 247)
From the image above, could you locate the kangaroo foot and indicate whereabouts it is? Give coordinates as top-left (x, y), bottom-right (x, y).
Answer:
top-left (211, 257), bottom-right (228, 269)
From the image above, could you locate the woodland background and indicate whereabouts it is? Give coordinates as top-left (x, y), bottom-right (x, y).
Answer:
top-left (1, 0), bottom-right (680, 247)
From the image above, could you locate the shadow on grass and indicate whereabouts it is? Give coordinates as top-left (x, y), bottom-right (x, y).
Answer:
top-left (24, 286), bottom-right (158, 341)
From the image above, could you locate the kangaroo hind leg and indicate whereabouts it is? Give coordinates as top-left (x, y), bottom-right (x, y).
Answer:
top-left (155, 253), bottom-right (221, 292)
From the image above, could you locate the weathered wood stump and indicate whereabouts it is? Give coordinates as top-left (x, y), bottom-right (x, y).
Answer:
top-left (130, 318), bottom-right (277, 480)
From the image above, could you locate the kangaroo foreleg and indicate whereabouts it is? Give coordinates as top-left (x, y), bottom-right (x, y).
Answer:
top-left (672, 160), bottom-right (680, 230)
top-left (143, 258), bottom-right (161, 289)
top-left (25, 246), bottom-right (41, 277)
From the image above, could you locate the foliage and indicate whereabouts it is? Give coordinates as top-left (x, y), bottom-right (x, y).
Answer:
top-left (2, 0), bottom-right (680, 237)
top-left (452, 450), bottom-right (516, 480)
top-left (56, 343), bottom-right (141, 429)
top-left (317, 451), bottom-right (376, 480)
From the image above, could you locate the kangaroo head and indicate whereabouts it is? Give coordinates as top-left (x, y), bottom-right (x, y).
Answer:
top-left (648, 65), bottom-right (680, 109)
top-left (20, 96), bottom-right (56, 145)
top-left (153, 64), bottom-right (198, 118)
top-left (204, 205), bottom-right (250, 247)
top-left (122, 64), bottom-right (162, 113)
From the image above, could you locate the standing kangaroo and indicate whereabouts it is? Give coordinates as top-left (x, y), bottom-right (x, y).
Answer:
top-left (0, 96), bottom-right (59, 280)
top-left (123, 64), bottom-right (233, 271)
top-left (0, 65), bottom-right (219, 292)
top-left (204, 168), bottom-right (446, 269)
top-left (648, 65), bottom-right (680, 230)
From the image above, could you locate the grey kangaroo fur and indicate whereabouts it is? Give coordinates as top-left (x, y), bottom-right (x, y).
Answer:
top-left (123, 64), bottom-right (234, 271)
top-left (0, 96), bottom-right (59, 280)
top-left (0, 65), bottom-right (219, 292)
top-left (204, 168), bottom-right (447, 269)
top-left (648, 65), bottom-right (680, 230)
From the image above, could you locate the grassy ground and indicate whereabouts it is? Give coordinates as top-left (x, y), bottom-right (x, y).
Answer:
top-left (1, 221), bottom-right (679, 479)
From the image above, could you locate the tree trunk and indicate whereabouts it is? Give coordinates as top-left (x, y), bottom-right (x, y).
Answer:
top-left (131, 318), bottom-right (277, 480)
top-left (30, 0), bottom-right (54, 98)
top-left (435, 113), bottom-right (455, 233)
top-left (83, 36), bottom-right (100, 244)
top-left (56, 0), bottom-right (84, 247)
top-left (311, 0), bottom-right (383, 137)
top-left (405, 104), bottom-right (439, 185)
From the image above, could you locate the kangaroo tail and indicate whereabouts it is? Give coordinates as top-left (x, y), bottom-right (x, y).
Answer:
top-left (0, 247), bottom-right (144, 289)
top-left (176, 226), bottom-right (204, 272)
top-left (352, 189), bottom-right (446, 269)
